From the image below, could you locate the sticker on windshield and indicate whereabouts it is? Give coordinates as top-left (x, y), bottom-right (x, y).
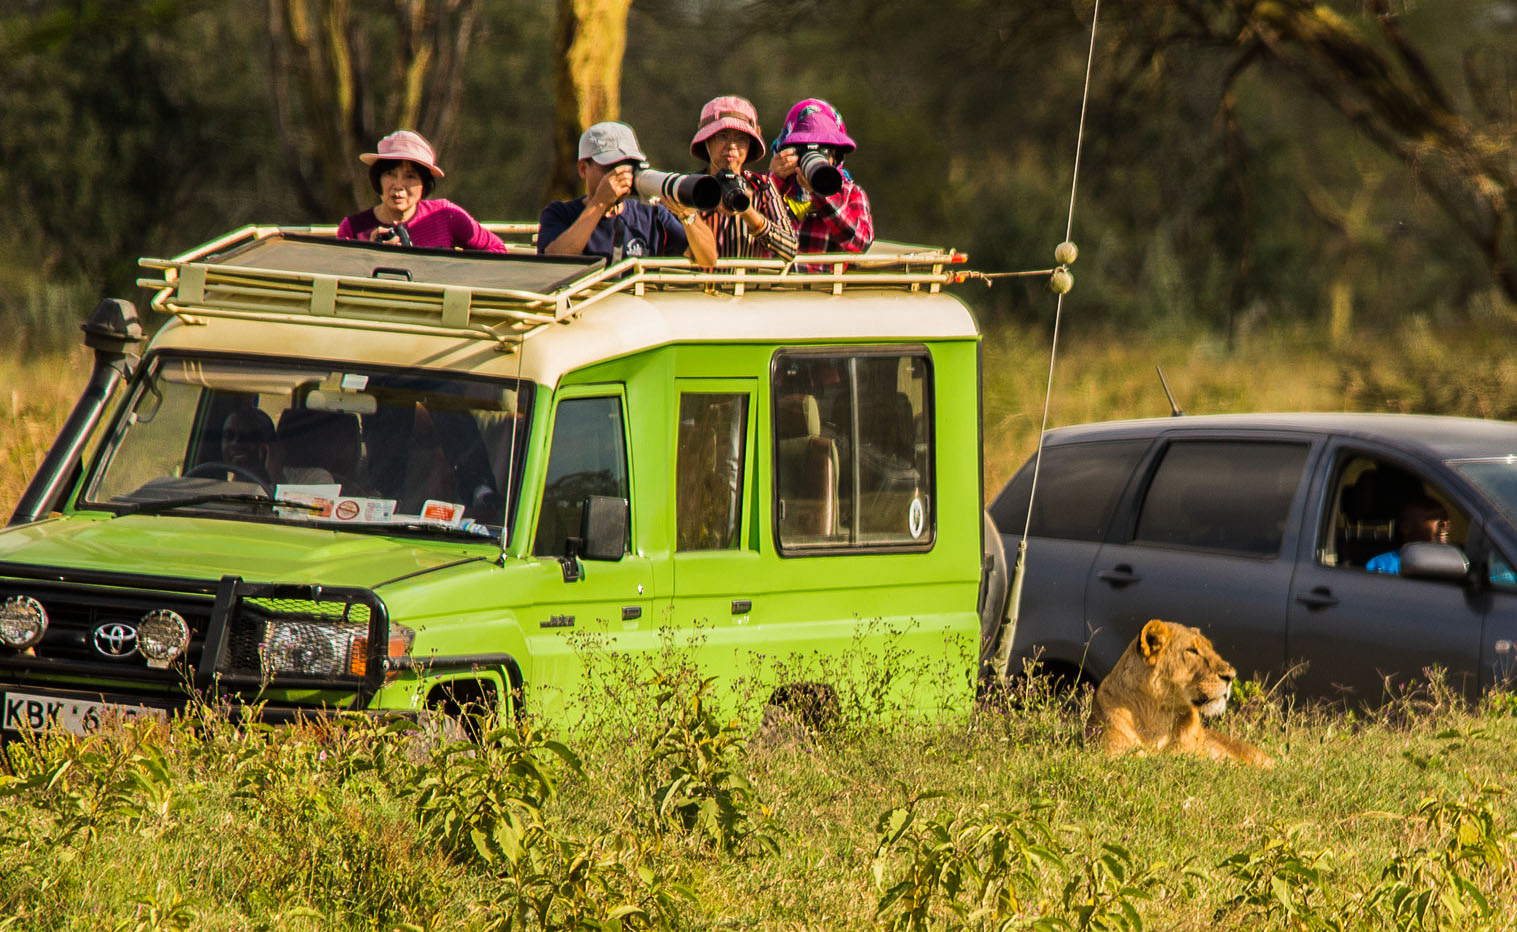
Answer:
top-left (909, 497), bottom-right (926, 539)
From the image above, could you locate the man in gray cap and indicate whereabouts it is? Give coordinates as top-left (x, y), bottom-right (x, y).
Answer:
top-left (538, 122), bottom-right (716, 265)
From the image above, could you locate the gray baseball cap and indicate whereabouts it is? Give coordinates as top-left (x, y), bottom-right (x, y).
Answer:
top-left (578, 122), bottom-right (646, 165)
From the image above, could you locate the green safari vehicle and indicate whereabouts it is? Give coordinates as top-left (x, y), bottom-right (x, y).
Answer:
top-left (0, 226), bottom-right (993, 734)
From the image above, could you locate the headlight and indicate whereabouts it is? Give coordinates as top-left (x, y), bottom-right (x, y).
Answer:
top-left (0, 596), bottom-right (48, 649)
top-left (263, 620), bottom-right (352, 677)
top-left (260, 620), bottom-right (413, 679)
top-left (138, 609), bottom-right (190, 669)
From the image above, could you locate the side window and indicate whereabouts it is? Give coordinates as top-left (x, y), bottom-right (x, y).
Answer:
top-left (989, 440), bottom-right (1148, 541)
top-left (676, 393), bottom-right (748, 551)
top-left (773, 351), bottom-right (933, 551)
top-left (1134, 441), bottom-right (1308, 556)
top-left (533, 396), bottom-right (629, 557)
top-left (1320, 454), bottom-right (1468, 572)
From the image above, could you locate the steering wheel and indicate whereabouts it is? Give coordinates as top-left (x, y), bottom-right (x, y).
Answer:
top-left (185, 461), bottom-right (274, 494)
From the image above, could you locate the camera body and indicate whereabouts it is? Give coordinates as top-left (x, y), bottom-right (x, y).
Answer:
top-left (375, 224), bottom-right (413, 247)
top-left (632, 165), bottom-right (721, 211)
top-left (785, 144), bottom-right (843, 198)
top-left (714, 170), bottom-right (751, 213)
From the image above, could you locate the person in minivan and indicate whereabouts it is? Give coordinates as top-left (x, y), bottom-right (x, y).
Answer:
top-left (1366, 496), bottom-right (1451, 575)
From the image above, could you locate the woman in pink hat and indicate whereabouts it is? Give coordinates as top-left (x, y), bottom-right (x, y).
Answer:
top-left (688, 95), bottom-right (798, 261)
top-left (768, 99), bottom-right (874, 255)
top-left (337, 130), bottom-right (506, 253)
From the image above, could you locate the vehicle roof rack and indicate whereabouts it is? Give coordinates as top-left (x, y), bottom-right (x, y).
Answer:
top-left (137, 224), bottom-right (969, 350)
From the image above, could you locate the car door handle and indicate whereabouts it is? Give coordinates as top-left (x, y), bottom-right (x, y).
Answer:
top-left (1097, 565), bottom-right (1140, 587)
top-left (1295, 586), bottom-right (1339, 609)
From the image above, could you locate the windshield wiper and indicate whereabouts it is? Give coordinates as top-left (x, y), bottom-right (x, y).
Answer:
top-left (115, 493), bottom-right (325, 517)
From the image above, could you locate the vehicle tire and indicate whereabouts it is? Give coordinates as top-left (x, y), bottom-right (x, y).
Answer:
top-left (977, 510), bottom-right (1010, 678)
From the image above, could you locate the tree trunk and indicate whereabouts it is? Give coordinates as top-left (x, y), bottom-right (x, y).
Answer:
top-left (546, 0), bottom-right (634, 204)
top-left (267, 0), bottom-right (480, 219)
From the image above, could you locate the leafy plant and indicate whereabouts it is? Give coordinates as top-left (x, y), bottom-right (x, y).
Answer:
top-left (872, 792), bottom-right (1065, 931)
top-left (1367, 785), bottom-right (1514, 931)
top-left (1047, 839), bottom-right (1166, 932)
top-left (1217, 824), bottom-right (1343, 930)
top-left (637, 672), bottom-right (778, 856)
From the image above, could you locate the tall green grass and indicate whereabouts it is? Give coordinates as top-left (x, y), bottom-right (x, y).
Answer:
top-left (3, 669), bottom-right (1516, 930)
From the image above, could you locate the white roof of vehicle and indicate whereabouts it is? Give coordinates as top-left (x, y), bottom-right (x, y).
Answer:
top-left (139, 225), bottom-right (981, 387)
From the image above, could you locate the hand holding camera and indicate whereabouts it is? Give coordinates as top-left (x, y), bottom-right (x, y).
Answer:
top-left (372, 224), bottom-right (413, 247)
top-left (713, 170), bottom-right (752, 214)
top-left (786, 145), bottom-right (843, 197)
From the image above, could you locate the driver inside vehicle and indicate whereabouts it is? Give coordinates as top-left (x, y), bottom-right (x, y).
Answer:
top-left (219, 408), bottom-right (276, 485)
top-left (1367, 495), bottom-right (1453, 576)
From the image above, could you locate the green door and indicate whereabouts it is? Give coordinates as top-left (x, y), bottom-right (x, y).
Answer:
top-left (670, 380), bottom-right (761, 674)
top-left (523, 389), bottom-right (655, 718)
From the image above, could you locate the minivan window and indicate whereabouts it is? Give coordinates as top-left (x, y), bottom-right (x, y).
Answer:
top-left (533, 396), bottom-right (629, 557)
top-left (772, 351), bottom-right (933, 551)
top-left (677, 393), bottom-right (748, 551)
top-left (1134, 440), bottom-right (1308, 556)
top-left (989, 440), bottom-right (1148, 541)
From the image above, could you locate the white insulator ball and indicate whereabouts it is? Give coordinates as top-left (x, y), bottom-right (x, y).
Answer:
top-left (1049, 268), bottom-right (1074, 294)
top-left (1054, 241), bottom-right (1078, 266)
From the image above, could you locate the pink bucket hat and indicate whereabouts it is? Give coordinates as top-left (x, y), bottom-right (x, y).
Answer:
top-left (690, 95), bottom-right (766, 162)
top-left (772, 98), bottom-right (856, 156)
top-left (359, 130), bottom-right (445, 179)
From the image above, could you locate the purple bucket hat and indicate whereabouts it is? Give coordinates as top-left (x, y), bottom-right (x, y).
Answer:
top-left (772, 98), bottom-right (856, 156)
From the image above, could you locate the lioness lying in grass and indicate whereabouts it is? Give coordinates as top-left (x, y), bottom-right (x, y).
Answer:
top-left (1086, 618), bottom-right (1273, 767)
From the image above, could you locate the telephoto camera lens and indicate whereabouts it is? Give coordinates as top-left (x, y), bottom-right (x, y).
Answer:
top-left (715, 170), bottom-right (751, 213)
top-left (794, 146), bottom-right (843, 197)
top-left (633, 167), bottom-right (721, 211)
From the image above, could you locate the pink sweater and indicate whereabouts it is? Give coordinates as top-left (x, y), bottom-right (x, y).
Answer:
top-left (336, 199), bottom-right (506, 252)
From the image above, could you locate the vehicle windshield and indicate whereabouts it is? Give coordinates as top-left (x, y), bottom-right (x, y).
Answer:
top-left (82, 354), bottom-right (533, 537)
top-left (1450, 456), bottom-right (1517, 525)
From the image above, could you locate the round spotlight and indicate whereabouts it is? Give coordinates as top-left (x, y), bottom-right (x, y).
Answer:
top-left (0, 596), bottom-right (49, 650)
top-left (138, 609), bottom-right (190, 668)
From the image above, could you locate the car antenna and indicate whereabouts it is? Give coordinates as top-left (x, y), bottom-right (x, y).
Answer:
top-left (1156, 365), bottom-right (1184, 417)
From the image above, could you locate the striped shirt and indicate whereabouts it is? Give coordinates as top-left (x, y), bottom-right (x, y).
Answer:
top-left (697, 171), bottom-right (799, 262)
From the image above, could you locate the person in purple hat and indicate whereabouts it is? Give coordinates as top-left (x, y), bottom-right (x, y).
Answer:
top-left (539, 121), bottom-right (717, 266)
top-left (768, 99), bottom-right (874, 255)
top-left (688, 95), bottom-right (798, 261)
top-left (337, 130), bottom-right (506, 253)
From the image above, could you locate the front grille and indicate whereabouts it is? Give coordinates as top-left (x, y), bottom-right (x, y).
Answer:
top-left (0, 563), bottom-right (388, 703)
top-left (0, 582), bottom-right (213, 671)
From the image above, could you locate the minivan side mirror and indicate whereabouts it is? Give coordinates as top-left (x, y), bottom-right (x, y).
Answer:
top-left (580, 495), bottom-right (629, 561)
top-left (1399, 542), bottom-right (1470, 582)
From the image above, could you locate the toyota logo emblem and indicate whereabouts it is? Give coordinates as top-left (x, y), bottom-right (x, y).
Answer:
top-left (93, 622), bottom-right (139, 658)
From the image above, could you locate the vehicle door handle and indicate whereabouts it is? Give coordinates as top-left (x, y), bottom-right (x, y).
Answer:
top-left (1097, 565), bottom-right (1140, 587)
top-left (1295, 586), bottom-right (1339, 609)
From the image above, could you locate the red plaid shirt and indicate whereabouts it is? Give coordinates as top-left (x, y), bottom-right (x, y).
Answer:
top-left (773, 174), bottom-right (874, 255)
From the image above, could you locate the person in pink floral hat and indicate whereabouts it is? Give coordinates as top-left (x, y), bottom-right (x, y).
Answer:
top-left (337, 130), bottom-right (506, 253)
top-left (688, 95), bottom-right (798, 261)
top-left (768, 99), bottom-right (874, 255)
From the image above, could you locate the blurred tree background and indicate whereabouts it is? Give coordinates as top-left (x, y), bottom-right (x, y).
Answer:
top-left (3, 0), bottom-right (1517, 380)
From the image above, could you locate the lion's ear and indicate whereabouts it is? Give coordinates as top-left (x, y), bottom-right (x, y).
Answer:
top-left (1139, 619), bottom-right (1170, 664)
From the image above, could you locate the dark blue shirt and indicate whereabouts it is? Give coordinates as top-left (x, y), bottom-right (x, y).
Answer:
top-left (536, 198), bottom-right (689, 261)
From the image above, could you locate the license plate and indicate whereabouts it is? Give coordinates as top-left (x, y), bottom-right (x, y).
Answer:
top-left (1, 690), bottom-right (166, 736)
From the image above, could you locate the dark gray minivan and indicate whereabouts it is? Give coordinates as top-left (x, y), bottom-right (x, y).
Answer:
top-left (990, 413), bottom-right (1517, 703)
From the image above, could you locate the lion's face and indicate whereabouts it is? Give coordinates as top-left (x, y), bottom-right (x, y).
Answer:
top-left (1138, 619), bottom-right (1236, 717)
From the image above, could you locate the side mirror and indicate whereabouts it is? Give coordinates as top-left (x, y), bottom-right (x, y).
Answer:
top-left (581, 495), bottom-right (628, 561)
top-left (1399, 542), bottom-right (1470, 582)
